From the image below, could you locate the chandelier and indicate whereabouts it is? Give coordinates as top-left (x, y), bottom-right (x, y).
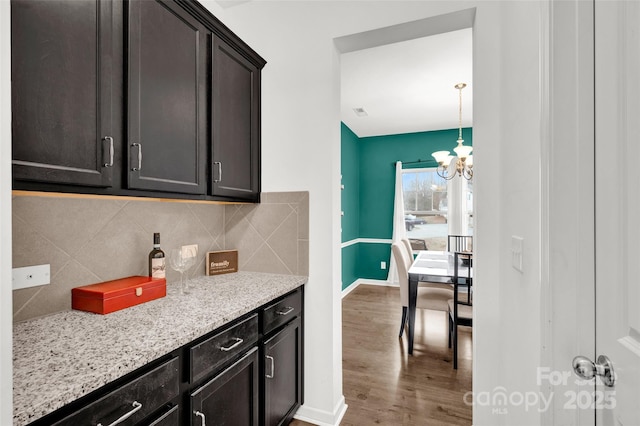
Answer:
top-left (431, 83), bottom-right (473, 181)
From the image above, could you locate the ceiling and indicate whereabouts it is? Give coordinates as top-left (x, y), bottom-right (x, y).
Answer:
top-left (341, 28), bottom-right (473, 138)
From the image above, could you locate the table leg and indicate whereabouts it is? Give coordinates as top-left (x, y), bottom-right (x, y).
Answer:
top-left (408, 274), bottom-right (418, 355)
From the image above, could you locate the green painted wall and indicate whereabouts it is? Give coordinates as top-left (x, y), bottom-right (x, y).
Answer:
top-left (359, 127), bottom-right (472, 239)
top-left (340, 124), bottom-right (473, 290)
top-left (341, 123), bottom-right (360, 244)
top-left (341, 243), bottom-right (359, 291)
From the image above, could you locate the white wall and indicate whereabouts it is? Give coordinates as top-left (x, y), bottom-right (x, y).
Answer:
top-left (217, 1), bottom-right (545, 425)
top-left (0, 0), bottom-right (12, 423)
top-left (0, 1), bottom-right (556, 425)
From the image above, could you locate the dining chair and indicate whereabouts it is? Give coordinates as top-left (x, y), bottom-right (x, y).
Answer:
top-left (392, 243), bottom-right (453, 338)
top-left (409, 238), bottom-right (428, 252)
top-left (401, 238), bottom-right (414, 260)
top-left (400, 238), bottom-right (453, 292)
top-left (447, 235), bottom-right (473, 253)
top-left (448, 251), bottom-right (473, 369)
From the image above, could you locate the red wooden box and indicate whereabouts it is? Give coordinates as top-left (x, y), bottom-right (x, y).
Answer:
top-left (72, 276), bottom-right (166, 315)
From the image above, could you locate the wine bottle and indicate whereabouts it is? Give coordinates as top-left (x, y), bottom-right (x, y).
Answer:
top-left (148, 233), bottom-right (166, 278)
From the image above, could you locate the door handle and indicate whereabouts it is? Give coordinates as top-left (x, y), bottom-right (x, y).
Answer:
top-left (265, 355), bottom-right (275, 379)
top-left (572, 354), bottom-right (615, 387)
top-left (103, 136), bottom-right (114, 167)
top-left (131, 143), bottom-right (142, 171)
top-left (194, 410), bottom-right (206, 426)
top-left (213, 162), bottom-right (222, 183)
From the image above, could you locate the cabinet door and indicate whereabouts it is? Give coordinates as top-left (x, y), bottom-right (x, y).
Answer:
top-left (128, 0), bottom-right (207, 194)
top-left (211, 36), bottom-right (261, 202)
top-left (11, 0), bottom-right (113, 187)
top-left (263, 317), bottom-right (302, 426)
top-left (190, 347), bottom-right (259, 426)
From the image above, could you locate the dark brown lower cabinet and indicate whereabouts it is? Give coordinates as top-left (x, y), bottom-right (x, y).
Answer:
top-left (190, 347), bottom-right (260, 426)
top-left (26, 288), bottom-right (303, 426)
top-left (263, 317), bottom-right (303, 426)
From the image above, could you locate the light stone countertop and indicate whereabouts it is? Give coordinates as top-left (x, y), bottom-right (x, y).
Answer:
top-left (13, 271), bottom-right (307, 426)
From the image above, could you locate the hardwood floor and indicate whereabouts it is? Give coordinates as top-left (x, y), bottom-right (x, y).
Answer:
top-left (291, 284), bottom-right (472, 426)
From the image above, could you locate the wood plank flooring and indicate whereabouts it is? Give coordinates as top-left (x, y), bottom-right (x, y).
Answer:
top-left (291, 284), bottom-right (472, 426)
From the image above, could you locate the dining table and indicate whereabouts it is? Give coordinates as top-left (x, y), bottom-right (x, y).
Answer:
top-left (407, 250), bottom-right (473, 355)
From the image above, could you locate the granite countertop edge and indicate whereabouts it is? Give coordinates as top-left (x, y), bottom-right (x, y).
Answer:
top-left (13, 271), bottom-right (307, 426)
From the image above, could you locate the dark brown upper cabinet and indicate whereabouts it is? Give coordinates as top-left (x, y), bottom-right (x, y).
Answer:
top-left (11, 0), bottom-right (265, 202)
top-left (127, 0), bottom-right (207, 195)
top-left (211, 36), bottom-right (261, 202)
top-left (11, 0), bottom-right (114, 187)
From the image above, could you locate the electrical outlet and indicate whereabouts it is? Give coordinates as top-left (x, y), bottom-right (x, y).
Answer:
top-left (381, 261), bottom-right (387, 270)
top-left (13, 264), bottom-right (50, 290)
top-left (181, 244), bottom-right (198, 258)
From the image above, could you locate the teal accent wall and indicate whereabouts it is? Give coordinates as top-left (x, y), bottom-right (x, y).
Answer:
top-left (340, 124), bottom-right (473, 291)
top-left (341, 243), bottom-right (359, 291)
top-left (341, 123), bottom-right (360, 244)
top-left (359, 128), bottom-right (472, 239)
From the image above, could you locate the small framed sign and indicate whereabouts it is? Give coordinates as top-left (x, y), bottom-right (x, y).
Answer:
top-left (206, 250), bottom-right (238, 275)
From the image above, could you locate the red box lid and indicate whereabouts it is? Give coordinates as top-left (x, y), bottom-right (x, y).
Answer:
top-left (72, 276), bottom-right (166, 314)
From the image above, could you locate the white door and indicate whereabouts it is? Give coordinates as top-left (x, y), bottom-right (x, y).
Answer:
top-left (593, 1), bottom-right (640, 424)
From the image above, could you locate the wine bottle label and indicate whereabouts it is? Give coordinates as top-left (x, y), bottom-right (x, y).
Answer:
top-left (151, 258), bottom-right (166, 279)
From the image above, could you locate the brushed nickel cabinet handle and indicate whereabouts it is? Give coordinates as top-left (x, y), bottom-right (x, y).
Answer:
top-left (213, 161), bottom-right (222, 182)
top-left (276, 306), bottom-right (294, 316)
top-left (103, 136), bottom-right (114, 167)
top-left (131, 143), bottom-right (142, 171)
top-left (219, 337), bottom-right (243, 352)
top-left (265, 355), bottom-right (275, 379)
top-left (195, 410), bottom-right (206, 426)
top-left (97, 401), bottom-right (142, 426)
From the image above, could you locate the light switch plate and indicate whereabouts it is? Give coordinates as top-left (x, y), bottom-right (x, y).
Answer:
top-left (13, 264), bottom-right (51, 290)
top-left (511, 236), bottom-right (524, 272)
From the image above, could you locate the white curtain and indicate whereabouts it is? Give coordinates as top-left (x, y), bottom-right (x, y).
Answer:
top-left (387, 161), bottom-right (407, 284)
top-left (447, 173), bottom-right (469, 237)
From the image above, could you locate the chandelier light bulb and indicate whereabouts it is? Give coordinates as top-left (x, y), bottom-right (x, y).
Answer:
top-left (431, 83), bottom-right (473, 181)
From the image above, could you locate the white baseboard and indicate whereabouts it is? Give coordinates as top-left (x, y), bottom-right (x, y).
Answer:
top-left (293, 397), bottom-right (348, 426)
top-left (341, 278), bottom-right (397, 298)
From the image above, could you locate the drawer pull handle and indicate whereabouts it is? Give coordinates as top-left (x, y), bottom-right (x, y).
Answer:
top-left (266, 355), bottom-right (275, 379)
top-left (195, 410), bottom-right (206, 426)
top-left (97, 400), bottom-right (142, 426)
top-left (220, 337), bottom-right (243, 352)
top-left (276, 306), bottom-right (294, 316)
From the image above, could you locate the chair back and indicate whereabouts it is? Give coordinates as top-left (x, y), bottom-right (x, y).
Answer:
top-left (392, 242), bottom-right (411, 305)
top-left (409, 238), bottom-right (428, 251)
top-left (448, 235), bottom-right (473, 253)
top-left (453, 251), bottom-right (473, 307)
top-left (400, 239), bottom-right (414, 269)
top-left (401, 238), bottom-right (414, 259)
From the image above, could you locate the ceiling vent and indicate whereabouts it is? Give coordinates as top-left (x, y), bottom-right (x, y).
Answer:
top-left (353, 107), bottom-right (368, 117)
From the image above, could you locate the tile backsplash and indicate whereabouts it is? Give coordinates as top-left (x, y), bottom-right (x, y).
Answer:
top-left (12, 191), bottom-right (309, 322)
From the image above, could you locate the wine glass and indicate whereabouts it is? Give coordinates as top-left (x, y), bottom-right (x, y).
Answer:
top-left (169, 249), bottom-right (189, 295)
top-left (183, 245), bottom-right (198, 292)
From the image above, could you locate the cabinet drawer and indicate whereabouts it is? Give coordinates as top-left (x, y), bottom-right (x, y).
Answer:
top-left (190, 313), bottom-right (259, 383)
top-left (263, 289), bottom-right (302, 335)
top-left (148, 404), bottom-right (179, 426)
top-left (52, 356), bottom-right (180, 425)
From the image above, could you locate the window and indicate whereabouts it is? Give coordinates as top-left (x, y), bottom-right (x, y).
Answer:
top-left (402, 168), bottom-right (449, 250)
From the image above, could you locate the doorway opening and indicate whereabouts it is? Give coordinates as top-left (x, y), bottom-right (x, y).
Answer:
top-left (336, 8), bottom-right (476, 425)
